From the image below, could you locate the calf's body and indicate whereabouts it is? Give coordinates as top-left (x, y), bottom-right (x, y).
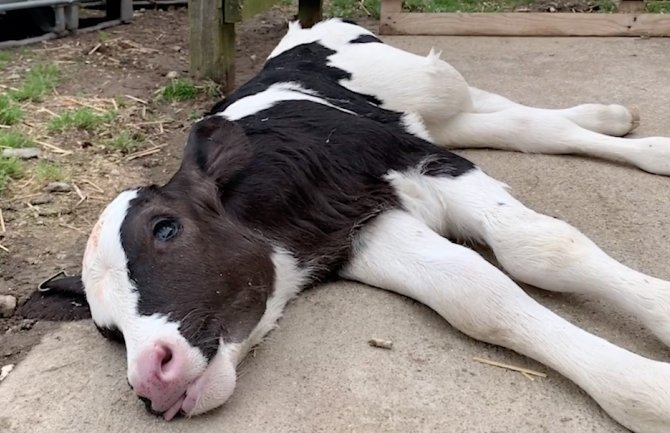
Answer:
top-left (70, 18), bottom-right (670, 433)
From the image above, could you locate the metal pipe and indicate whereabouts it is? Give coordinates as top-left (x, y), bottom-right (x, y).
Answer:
top-left (0, 0), bottom-right (77, 12)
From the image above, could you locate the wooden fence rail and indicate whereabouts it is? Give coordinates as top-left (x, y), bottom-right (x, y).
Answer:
top-left (380, 0), bottom-right (670, 37)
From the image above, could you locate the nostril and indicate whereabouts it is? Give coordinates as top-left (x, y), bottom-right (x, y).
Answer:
top-left (156, 343), bottom-right (174, 375)
top-left (161, 347), bottom-right (173, 367)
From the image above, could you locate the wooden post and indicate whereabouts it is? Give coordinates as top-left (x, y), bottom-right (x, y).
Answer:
top-left (188, 0), bottom-right (323, 94)
top-left (189, 0), bottom-right (236, 93)
top-left (298, 0), bottom-right (323, 28)
top-left (380, 0), bottom-right (402, 34)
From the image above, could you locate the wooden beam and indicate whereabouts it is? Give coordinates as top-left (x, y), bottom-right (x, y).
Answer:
top-left (298, 0), bottom-right (323, 28)
top-left (189, 0), bottom-right (235, 93)
top-left (380, 12), bottom-right (670, 37)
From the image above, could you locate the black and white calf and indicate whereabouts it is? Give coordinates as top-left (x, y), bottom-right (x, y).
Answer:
top-left (56, 18), bottom-right (670, 433)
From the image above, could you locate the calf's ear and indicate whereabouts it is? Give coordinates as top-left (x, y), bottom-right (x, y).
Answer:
top-left (17, 272), bottom-right (91, 321)
top-left (183, 115), bottom-right (252, 187)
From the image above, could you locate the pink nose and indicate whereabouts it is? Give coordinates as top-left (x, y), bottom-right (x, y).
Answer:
top-left (130, 342), bottom-right (188, 414)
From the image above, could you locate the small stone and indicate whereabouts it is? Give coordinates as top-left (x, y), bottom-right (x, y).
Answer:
top-left (250, 54), bottom-right (257, 62)
top-left (2, 148), bottom-right (40, 159)
top-left (19, 319), bottom-right (36, 331)
top-left (172, 45), bottom-right (181, 52)
top-left (166, 70), bottom-right (179, 79)
top-left (549, 5), bottom-right (557, 12)
top-left (0, 364), bottom-right (14, 382)
top-left (45, 182), bottom-right (72, 193)
top-left (0, 295), bottom-right (17, 318)
top-left (29, 194), bottom-right (53, 205)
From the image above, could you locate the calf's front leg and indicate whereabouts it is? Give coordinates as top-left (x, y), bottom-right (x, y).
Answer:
top-left (342, 210), bottom-right (670, 433)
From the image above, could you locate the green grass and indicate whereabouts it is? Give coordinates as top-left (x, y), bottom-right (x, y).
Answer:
top-left (0, 51), bottom-right (10, 69)
top-left (114, 96), bottom-right (129, 109)
top-left (0, 130), bottom-right (34, 149)
top-left (10, 64), bottom-right (59, 102)
top-left (160, 79), bottom-right (201, 102)
top-left (188, 110), bottom-right (204, 121)
top-left (104, 131), bottom-right (142, 154)
top-left (0, 157), bottom-right (24, 193)
top-left (48, 108), bottom-right (116, 133)
top-left (35, 160), bottom-right (65, 182)
top-left (646, 1), bottom-right (670, 13)
top-left (327, 0), bottom-right (380, 17)
top-left (0, 95), bottom-right (23, 126)
top-left (97, 30), bottom-right (110, 43)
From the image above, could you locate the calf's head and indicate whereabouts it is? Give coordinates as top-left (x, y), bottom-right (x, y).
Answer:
top-left (81, 116), bottom-right (274, 419)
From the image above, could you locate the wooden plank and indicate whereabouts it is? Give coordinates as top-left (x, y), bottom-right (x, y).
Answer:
top-left (189, 0), bottom-right (236, 93)
top-left (380, 12), bottom-right (670, 36)
top-left (298, 0), bottom-right (323, 28)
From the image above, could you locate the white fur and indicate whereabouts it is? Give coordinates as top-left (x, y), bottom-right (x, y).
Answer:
top-left (219, 82), bottom-right (354, 122)
top-left (388, 168), bottom-right (670, 348)
top-left (267, 18), bottom-right (376, 60)
top-left (342, 209), bottom-right (670, 433)
top-left (235, 247), bottom-right (312, 360)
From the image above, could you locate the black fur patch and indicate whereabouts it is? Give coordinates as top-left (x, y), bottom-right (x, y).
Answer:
top-left (349, 34), bottom-right (383, 44)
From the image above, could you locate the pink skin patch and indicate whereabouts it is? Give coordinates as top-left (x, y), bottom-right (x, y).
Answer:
top-left (83, 218), bottom-right (103, 267)
top-left (82, 218), bottom-right (106, 301)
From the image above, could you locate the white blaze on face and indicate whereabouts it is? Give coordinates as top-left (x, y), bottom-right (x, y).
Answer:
top-left (81, 189), bottom-right (209, 402)
top-left (82, 189), bottom-right (140, 330)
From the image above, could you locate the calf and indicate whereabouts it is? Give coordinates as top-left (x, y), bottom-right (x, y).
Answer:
top-left (38, 18), bottom-right (670, 432)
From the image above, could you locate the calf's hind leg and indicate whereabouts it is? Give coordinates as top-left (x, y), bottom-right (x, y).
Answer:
top-left (331, 41), bottom-right (666, 173)
top-left (389, 168), bottom-right (670, 348)
top-left (468, 87), bottom-right (639, 137)
top-left (342, 210), bottom-right (670, 433)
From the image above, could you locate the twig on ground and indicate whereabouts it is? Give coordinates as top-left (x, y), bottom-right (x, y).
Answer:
top-left (59, 223), bottom-right (88, 235)
top-left (124, 95), bottom-right (148, 105)
top-left (72, 182), bottom-right (86, 207)
top-left (80, 179), bottom-right (104, 193)
top-left (33, 139), bottom-right (72, 155)
top-left (125, 144), bottom-right (167, 161)
top-left (87, 43), bottom-right (102, 56)
top-left (473, 356), bottom-right (547, 378)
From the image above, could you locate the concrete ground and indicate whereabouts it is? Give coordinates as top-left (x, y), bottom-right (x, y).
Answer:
top-left (2, 35), bottom-right (670, 433)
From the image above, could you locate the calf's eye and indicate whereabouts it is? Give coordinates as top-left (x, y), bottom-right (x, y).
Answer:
top-left (153, 219), bottom-right (180, 241)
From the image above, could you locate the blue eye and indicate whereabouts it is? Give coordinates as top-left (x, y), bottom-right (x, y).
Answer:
top-left (153, 219), bottom-right (180, 241)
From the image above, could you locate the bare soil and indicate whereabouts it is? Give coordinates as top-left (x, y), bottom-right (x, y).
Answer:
top-left (0, 5), bottom-right (303, 368)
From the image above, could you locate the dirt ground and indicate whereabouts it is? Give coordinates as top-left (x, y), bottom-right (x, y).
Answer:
top-left (0, 5), bottom-right (314, 368)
